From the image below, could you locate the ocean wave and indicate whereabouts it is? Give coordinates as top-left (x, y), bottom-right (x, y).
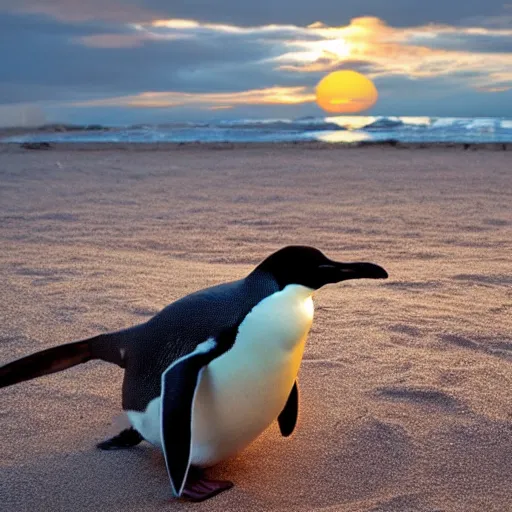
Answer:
top-left (215, 119), bottom-right (347, 132)
top-left (361, 117), bottom-right (405, 130)
top-left (2, 116), bottom-right (511, 144)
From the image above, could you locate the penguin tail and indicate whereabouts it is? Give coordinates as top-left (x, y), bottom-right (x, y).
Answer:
top-left (0, 332), bottom-right (124, 389)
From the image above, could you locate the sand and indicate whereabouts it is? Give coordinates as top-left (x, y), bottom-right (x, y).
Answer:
top-left (0, 143), bottom-right (511, 512)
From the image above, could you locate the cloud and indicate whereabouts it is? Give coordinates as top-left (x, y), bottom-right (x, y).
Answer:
top-left (459, 3), bottom-right (512, 29)
top-left (270, 17), bottom-right (512, 91)
top-left (2, 0), bottom-right (509, 28)
top-left (76, 33), bottom-right (155, 48)
top-left (477, 85), bottom-right (512, 93)
top-left (70, 87), bottom-right (316, 108)
top-left (0, 0), bottom-right (157, 23)
top-left (155, 16), bottom-right (512, 94)
top-left (0, 7), bottom-right (511, 122)
top-left (68, 15), bottom-right (512, 93)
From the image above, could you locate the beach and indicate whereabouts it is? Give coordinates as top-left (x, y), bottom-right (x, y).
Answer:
top-left (0, 143), bottom-right (511, 512)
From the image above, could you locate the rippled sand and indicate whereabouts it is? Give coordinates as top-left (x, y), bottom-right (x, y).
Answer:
top-left (1, 143), bottom-right (511, 511)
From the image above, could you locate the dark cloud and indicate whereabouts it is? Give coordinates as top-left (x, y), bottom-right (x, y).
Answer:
top-left (1, 0), bottom-right (508, 27)
top-left (0, 0), bottom-right (158, 23)
top-left (410, 32), bottom-right (512, 54)
top-left (140, 0), bottom-right (507, 27)
top-left (0, 14), bottom-right (290, 102)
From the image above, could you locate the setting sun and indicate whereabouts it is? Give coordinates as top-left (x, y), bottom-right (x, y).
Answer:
top-left (316, 70), bottom-right (378, 114)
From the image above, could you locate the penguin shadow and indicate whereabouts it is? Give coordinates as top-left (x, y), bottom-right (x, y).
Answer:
top-left (2, 444), bottom-right (201, 512)
top-left (2, 429), bottom-right (289, 511)
top-left (6, 440), bottom-right (307, 512)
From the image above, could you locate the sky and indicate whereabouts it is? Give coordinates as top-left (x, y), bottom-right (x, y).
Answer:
top-left (0, 1), bottom-right (511, 126)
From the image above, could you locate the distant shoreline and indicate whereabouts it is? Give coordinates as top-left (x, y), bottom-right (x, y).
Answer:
top-left (0, 140), bottom-right (509, 151)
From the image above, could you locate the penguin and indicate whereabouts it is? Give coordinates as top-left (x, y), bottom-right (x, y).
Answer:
top-left (0, 245), bottom-right (388, 502)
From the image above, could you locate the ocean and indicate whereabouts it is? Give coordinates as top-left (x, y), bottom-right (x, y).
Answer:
top-left (3, 116), bottom-right (512, 144)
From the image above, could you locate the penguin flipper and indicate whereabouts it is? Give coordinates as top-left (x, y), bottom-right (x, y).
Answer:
top-left (278, 380), bottom-right (299, 437)
top-left (161, 327), bottom-right (239, 499)
top-left (0, 332), bottom-right (127, 389)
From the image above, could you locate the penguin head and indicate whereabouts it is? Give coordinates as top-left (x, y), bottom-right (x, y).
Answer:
top-left (255, 245), bottom-right (388, 290)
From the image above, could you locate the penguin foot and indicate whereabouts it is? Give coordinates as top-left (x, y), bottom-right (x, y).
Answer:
top-left (180, 468), bottom-right (234, 502)
top-left (96, 428), bottom-right (143, 450)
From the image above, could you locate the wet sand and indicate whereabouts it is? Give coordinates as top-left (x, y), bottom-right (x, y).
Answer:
top-left (1, 144), bottom-right (511, 511)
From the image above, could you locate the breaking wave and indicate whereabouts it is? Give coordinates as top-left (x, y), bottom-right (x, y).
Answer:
top-left (3, 116), bottom-right (512, 143)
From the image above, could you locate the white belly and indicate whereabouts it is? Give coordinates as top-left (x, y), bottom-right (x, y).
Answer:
top-left (127, 284), bottom-right (314, 467)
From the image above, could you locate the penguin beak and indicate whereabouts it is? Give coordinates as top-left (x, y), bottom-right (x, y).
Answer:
top-left (319, 261), bottom-right (388, 282)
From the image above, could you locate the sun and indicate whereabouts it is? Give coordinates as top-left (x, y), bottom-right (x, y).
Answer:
top-left (316, 70), bottom-right (378, 114)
